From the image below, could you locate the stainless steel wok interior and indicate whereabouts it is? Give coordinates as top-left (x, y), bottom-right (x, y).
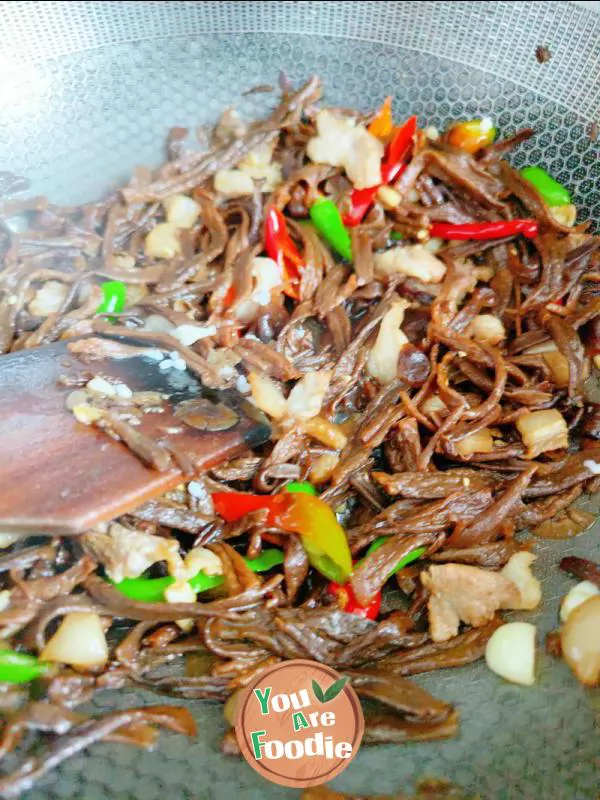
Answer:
top-left (1, 1), bottom-right (599, 798)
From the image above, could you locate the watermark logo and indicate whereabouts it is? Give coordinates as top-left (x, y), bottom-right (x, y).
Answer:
top-left (235, 658), bottom-right (364, 788)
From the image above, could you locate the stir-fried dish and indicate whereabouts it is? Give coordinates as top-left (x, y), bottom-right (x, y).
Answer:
top-left (0, 75), bottom-right (599, 795)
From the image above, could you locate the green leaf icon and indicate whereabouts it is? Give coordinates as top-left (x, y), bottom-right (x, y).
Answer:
top-left (323, 676), bottom-right (348, 702)
top-left (312, 676), bottom-right (348, 703)
top-left (312, 679), bottom-right (325, 703)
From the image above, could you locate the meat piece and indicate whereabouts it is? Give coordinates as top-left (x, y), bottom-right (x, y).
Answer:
top-left (82, 523), bottom-right (183, 582)
top-left (421, 564), bottom-right (521, 642)
top-left (373, 468), bottom-right (494, 498)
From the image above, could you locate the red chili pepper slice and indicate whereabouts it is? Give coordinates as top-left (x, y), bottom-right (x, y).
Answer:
top-left (327, 580), bottom-right (381, 620)
top-left (264, 205), bottom-right (303, 299)
top-left (211, 492), bottom-right (279, 523)
top-left (342, 186), bottom-right (380, 228)
top-left (429, 220), bottom-right (539, 241)
top-left (368, 96), bottom-right (393, 139)
top-left (344, 115), bottom-right (418, 227)
top-left (211, 491), bottom-right (353, 583)
top-left (383, 115), bottom-right (418, 182)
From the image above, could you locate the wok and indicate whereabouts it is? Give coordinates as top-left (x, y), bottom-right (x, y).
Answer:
top-left (1, 1), bottom-right (599, 798)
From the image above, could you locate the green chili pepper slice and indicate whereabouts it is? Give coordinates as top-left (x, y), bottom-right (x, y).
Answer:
top-left (0, 649), bottom-right (51, 684)
top-left (303, 545), bottom-right (349, 585)
top-left (365, 538), bottom-right (427, 576)
top-left (389, 231), bottom-right (404, 241)
top-left (520, 166), bottom-right (571, 207)
top-left (245, 548), bottom-right (285, 572)
top-left (284, 481), bottom-right (318, 496)
top-left (309, 198), bottom-right (353, 262)
top-left (97, 280), bottom-right (127, 314)
top-left (112, 575), bottom-right (174, 603)
top-left (111, 548), bottom-right (285, 602)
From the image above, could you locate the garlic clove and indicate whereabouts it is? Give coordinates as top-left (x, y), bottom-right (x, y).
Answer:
top-left (561, 595), bottom-right (600, 686)
top-left (516, 409), bottom-right (569, 459)
top-left (164, 581), bottom-right (197, 632)
top-left (501, 552), bottom-right (542, 610)
top-left (214, 169), bottom-right (254, 198)
top-left (163, 194), bottom-right (201, 229)
top-left (560, 580), bottom-right (600, 622)
top-left (485, 622), bottom-right (536, 686)
top-left (248, 372), bottom-right (287, 420)
top-left (455, 428), bottom-right (494, 457)
top-left (470, 314), bottom-right (506, 345)
top-left (41, 612), bottom-right (108, 668)
top-left (144, 223), bottom-right (182, 259)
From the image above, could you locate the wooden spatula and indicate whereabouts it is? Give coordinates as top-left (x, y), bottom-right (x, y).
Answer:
top-left (0, 338), bottom-right (271, 535)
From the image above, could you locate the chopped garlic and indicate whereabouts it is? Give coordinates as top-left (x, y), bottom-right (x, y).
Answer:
top-left (287, 370), bottom-right (332, 420)
top-left (309, 453), bottom-right (340, 484)
top-left (522, 340), bottom-right (569, 386)
top-left (188, 481), bottom-right (206, 500)
top-left (367, 300), bottom-right (410, 385)
top-left (86, 377), bottom-right (116, 397)
top-left (234, 257), bottom-right (284, 322)
top-left (251, 257), bottom-right (284, 305)
top-left (144, 223), bottom-right (181, 259)
top-left (501, 552), bottom-right (541, 610)
top-left (542, 351), bottom-right (569, 387)
top-left (424, 126), bottom-right (440, 141)
top-left (516, 409), bottom-right (568, 458)
top-left (143, 348), bottom-right (165, 362)
top-left (236, 374), bottom-right (251, 395)
top-left (113, 253), bottom-right (136, 270)
top-left (470, 314), bottom-right (506, 345)
top-left (560, 581), bottom-right (600, 622)
top-left (164, 580), bottom-right (196, 604)
top-left (474, 266), bottom-right (495, 282)
top-left (125, 284), bottom-right (148, 307)
top-left (0, 533), bottom-right (21, 550)
top-left (523, 340), bottom-right (557, 355)
top-left (455, 428), bottom-right (494, 458)
top-left (214, 169), bottom-right (254, 198)
top-left (307, 110), bottom-right (384, 189)
top-left (424, 237), bottom-right (444, 253)
top-left (114, 383), bottom-right (133, 399)
top-left (183, 547), bottom-right (223, 578)
top-left (374, 244), bottom-right (447, 284)
top-left (421, 394), bottom-right (448, 415)
top-left (485, 622), bottom-right (536, 686)
top-left (172, 324), bottom-right (217, 346)
top-left (302, 417), bottom-right (348, 449)
top-left (239, 140), bottom-right (275, 169)
top-left (66, 390), bottom-right (89, 409)
top-left (584, 459), bottom-right (600, 475)
top-left (207, 348), bottom-right (241, 382)
top-left (164, 581), bottom-right (196, 632)
top-left (248, 373), bottom-right (287, 419)
top-left (0, 590), bottom-right (11, 613)
top-left (143, 314), bottom-right (175, 334)
top-left (549, 204), bottom-right (577, 227)
top-left (72, 405), bottom-right (103, 425)
top-left (238, 140), bottom-right (283, 191)
top-left (163, 194), bottom-right (201, 229)
top-left (28, 280), bottom-right (68, 317)
top-left (377, 185), bottom-right (401, 209)
top-left (240, 162), bottom-right (283, 192)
